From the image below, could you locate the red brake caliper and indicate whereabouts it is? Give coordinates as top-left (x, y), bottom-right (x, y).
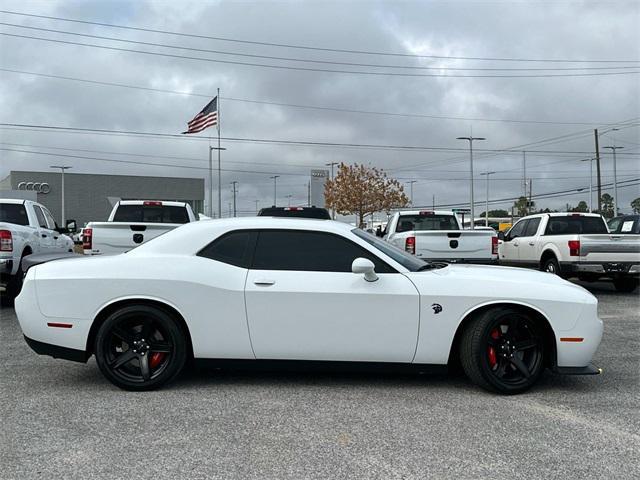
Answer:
top-left (149, 352), bottom-right (165, 369)
top-left (487, 328), bottom-right (500, 368)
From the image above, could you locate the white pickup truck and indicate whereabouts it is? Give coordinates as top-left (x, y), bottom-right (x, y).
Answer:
top-left (83, 200), bottom-right (197, 255)
top-left (383, 210), bottom-right (498, 264)
top-left (498, 212), bottom-right (640, 292)
top-left (1, 199), bottom-right (74, 305)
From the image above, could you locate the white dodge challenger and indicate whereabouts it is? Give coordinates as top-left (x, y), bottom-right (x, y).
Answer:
top-left (15, 218), bottom-right (603, 393)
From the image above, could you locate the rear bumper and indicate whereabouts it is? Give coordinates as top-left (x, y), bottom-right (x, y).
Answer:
top-left (0, 257), bottom-right (14, 275)
top-left (24, 335), bottom-right (88, 363)
top-left (560, 262), bottom-right (640, 277)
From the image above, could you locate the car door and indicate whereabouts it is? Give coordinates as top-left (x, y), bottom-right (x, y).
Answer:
top-left (244, 229), bottom-right (420, 363)
top-left (517, 217), bottom-right (542, 266)
top-left (41, 206), bottom-right (68, 253)
top-left (499, 219), bottom-right (528, 264)
top-left (32, 205), bottom-right (55, 253)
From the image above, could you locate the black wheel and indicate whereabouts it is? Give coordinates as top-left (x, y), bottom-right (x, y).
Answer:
top-left (95, 305), bottom-right (187, 391)
top-left (460, 307), bottom-right (545, 394)
top-left (613, 278), bottom-right (638, 293)
top-left (1, 256), bottom-right (25, 307)
top-left (542, 257), bottom-right (560, 275)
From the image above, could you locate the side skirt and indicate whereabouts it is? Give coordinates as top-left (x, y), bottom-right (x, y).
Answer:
top-left (193, 358), bottom-right (448, 375)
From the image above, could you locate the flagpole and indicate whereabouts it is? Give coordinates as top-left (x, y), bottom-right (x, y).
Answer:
top-left (217, 88), bottom-right (222, 219)
top-left (208, 140), bottom-right (213, 217)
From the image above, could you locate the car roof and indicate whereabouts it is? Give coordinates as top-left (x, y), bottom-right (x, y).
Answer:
top-left (117, 200), bottom-right (187, 207)
top-left (0, 198), bottom-right (27, 205)
top-left (396, 210), bottom-right (457, 216)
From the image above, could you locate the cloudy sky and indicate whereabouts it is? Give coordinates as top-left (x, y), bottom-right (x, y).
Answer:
top-left (1, 0), bottom-right (638, 217)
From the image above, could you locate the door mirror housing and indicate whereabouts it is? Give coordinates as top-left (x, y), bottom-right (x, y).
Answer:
top-left (65, 219), bottom-right (77, 233)
top-left (497, 231), bottom-right (505, 241)
top-left (352, 257), bottom-right (378, 282)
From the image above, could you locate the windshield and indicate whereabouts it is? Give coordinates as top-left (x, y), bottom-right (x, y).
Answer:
top-left (352, 228), bottom-right (432, 272)
top-left (395, 214), bottom-right (459, 232)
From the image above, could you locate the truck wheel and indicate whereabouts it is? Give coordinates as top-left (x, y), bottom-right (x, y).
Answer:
top-left (459, 307), bottom-right (545, 394)
top-left (1, 257), bottom-right (25, 307)
top-left (542, 257), bottom-right (560, 275)
top-left (613, 278), bottom-right (638, 293)
top-left (95, 305), bottom-right (187, 391)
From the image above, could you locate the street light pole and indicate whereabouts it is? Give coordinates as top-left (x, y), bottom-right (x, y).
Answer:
top-left (603, 145), bottom-right (623, 215)
top-left (480, 171), bottom-right (496, 227)
top-left (285, 194), bottom-right (293, 206)
top-left (209, 146), bottom-right (227, 218)
top-left (49, 165), bottom-right (72, 225)
top-left (405, 180), bottom-right (417, 206)
top-left (581, 158), bottom-right (595, 212)
top-left (456, 136), bottom-right (486, 230)
top-left (270, 175), bottom-right (280, 206)
top-left (230, 181), bottom-right (238, 217)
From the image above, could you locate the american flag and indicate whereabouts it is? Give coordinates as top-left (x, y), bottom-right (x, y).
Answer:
top-left (183, 97), bottom-right (218, 134)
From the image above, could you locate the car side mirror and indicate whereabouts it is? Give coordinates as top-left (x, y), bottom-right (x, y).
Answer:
top-left (65, 219), bottom-right (77, 233)
top-left (352, 257), bottom-right (378, 282)
top-left (497, 231), bottom-right (505, 241)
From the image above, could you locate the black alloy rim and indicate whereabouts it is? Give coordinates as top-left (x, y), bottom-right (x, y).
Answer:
top-left (103, 314), bottom-right (173, 383)
top-left (485, 314), bottom-right (542, 385)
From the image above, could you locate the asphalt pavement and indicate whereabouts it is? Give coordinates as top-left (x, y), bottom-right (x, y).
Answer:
top-left (1, 281), bottom-right (638, 480)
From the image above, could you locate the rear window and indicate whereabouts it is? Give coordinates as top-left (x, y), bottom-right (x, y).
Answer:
top-left (0, 203), bottom-right (29, 226)
top-left (544, 216), bottom-right (608, 235)
top-left (257, 207), bottom-right (331, 219)
top-left (112, 205), bottom-right (189, 224)
top-left (395, 214), bottom-right (459, 233)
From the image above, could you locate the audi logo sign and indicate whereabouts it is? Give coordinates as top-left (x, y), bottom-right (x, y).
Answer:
top-left (17, 181), bottom-right (51, 194)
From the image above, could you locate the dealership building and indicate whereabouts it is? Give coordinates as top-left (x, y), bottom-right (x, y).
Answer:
top-left (0, 171), bottom-right (204, 227)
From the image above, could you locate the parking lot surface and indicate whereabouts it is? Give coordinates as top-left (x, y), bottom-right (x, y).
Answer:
top-left (1, 281), bottom-right (638, 480)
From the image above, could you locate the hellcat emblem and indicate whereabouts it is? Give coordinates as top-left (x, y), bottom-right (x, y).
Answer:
top-left (431, 303), bottom-right (442, 314)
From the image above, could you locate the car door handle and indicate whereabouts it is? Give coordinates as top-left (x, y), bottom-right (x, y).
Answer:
top-left (513, 242), bottom-right (519, 247)
top-left (528, 242), bottom-right (535, 246)
top-left (41, 234), bottom-right (48, 238)
top-left (253, 279), bottom-right (275, 286)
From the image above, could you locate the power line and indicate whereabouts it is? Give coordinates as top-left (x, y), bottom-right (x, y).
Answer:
top-left (2, 67), bottom-right (628, 126)
top-left (3, 22), bottom-right (638, 72)
top-left (4, 122), bottom-right (640, 156)
top-left (3, 32), bottom-right (640, 79)
top-left (2, 9), bottom-right (638, 64)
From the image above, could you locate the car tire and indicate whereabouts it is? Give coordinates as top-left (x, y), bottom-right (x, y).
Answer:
top-left (1, 256), bottom-right (26, 307)
top-left (542, 257), bottom-right (561, 275)
top-left (460, 307), bottom-right (545, 395)
top-left (613, 278), bottom-right (638, 293)
top-left (95, 305), bottom-right (187, 391)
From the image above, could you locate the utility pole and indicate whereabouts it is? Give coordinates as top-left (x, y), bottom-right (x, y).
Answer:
top-left (480, 171), bottom-right (496, 227)
top-left (270, 175), bottom-right (279, 206)
top-left (254, 199), bottom-right (259, 215)
top-left (285, 194), bottom-right (293, 206)
top-left (405, 180), bottom-right (417, 206)
top-left (529, 179), bottom-right (533, 214)
top-left (432, 194), bottom-right (435, 210)
top-left (230, 181), bottom-right (238, 217)
top-left (307, 181), bottom-right (311, 206)
top-left (326, 162), bottom-right (338, 219)
top-left (49, 165), bottom-right (72, 225)
top-left (522, 151), bottom-right (527, 199)
top-left (603, 145), bottom-right (623, 215)
top-left (456, 136), bottom-right (486, 229)
top-left (594, 129), bottom-right (602, 213)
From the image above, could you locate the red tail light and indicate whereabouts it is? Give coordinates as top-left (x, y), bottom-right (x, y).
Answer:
top-left (143, 201), bottom-right (162, 206)
top-left (568, 240), bottom-right (580, 256)
top-left (492, 236), bottom-right (499, 255)
top-left (0, 230), bottom-right (13, 252)
top-left (405, 236), bottom-right (416, 254)
top-left (82, 228), bottom-right (93, 250)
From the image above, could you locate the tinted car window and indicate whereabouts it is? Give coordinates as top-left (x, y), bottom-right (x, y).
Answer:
top-left (252, 230), bottom-right (395, 273)
top-left (395, 214), bottom-right (458, 232)
top-left (523, 218), bottom-right (540, 237)
top-left (34, 206), bottom-right (48, 228)
top-left (113, 205), bottom-right (189, 224)
top-left (198, 230), bottom-right (253, 268)
top-left (507, 219), bottom-right (527, 239)
top-left (0, 204), bottom-right (29, 226)
top-left (544, 216), bottom-right (608, 235)
top-left (42, 208), bottom-right (57, 229)
top-left (353, 228), bottom-right (427, 272)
